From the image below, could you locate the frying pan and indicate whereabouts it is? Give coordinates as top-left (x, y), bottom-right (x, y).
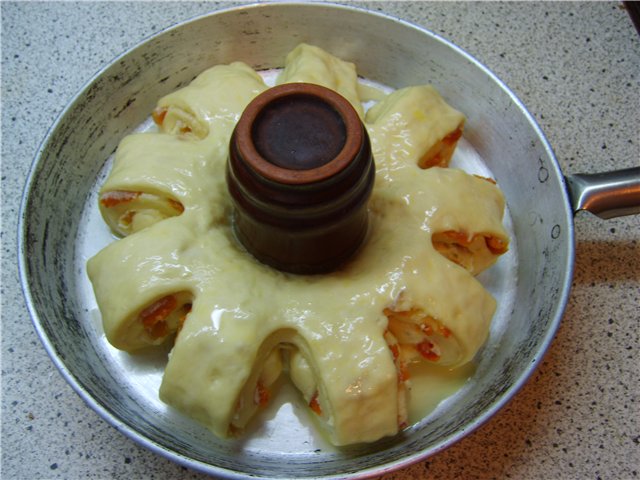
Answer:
top-left (18, 3), bottom-right (640, 479)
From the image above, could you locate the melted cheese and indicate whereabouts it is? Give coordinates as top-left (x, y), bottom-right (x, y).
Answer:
top-left (87, 45), bottom-right (509, 446)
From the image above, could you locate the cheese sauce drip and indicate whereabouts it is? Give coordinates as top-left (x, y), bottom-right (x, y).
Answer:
top-left (87, 44), bottom-right (509, 446)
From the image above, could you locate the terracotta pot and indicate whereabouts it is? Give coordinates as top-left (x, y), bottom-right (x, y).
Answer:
top-left (227, 83), bottom-right (374, 274)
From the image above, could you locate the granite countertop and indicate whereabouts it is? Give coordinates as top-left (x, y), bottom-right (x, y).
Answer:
top-left (2, 2), bottom-right (638, 479)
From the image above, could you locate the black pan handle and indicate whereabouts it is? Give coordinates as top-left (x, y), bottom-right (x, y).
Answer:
top-left (565, 167), bottom-right (640, 219)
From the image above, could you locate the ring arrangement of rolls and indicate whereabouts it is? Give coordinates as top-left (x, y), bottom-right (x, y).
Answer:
top-left (87, 43), bottom-right (509, 446)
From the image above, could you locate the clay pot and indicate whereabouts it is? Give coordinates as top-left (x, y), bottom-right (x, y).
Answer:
top-left (227, 82), bottom-right (374, 274)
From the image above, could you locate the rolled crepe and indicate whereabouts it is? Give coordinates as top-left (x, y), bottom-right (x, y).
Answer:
top-left (87, 216), bottom-right (198, 351)
top-left (424, 171), bottom-right (509, 278)
top-left (431, 222), bottom-right (509, 276)
top-left (98, 133), bottom-right (229, 236)
top-left (366, 85), bottom-right (465, 170)
top-left (153, 61), bottom-right (267, 140)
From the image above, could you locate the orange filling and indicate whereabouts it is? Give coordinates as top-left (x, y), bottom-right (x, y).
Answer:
top-left (139, 296), bottom-right (192, 340)
top-left (152, 107), bottom-right (167, 126)
top-left (474, 174), bottom-right (497, 185)
top-left (418, 126), bottom-right (463, 169)
top-left (485, 235), bottom-right (508, 255)
top-left (432, 230), bottom-right (509, 260)
top-left (100, 190), bottom-right (185, 220)
top-left (100, 191), bottom-right (141, 208)
top-left (153, 106), bottom-right (193, 135)
top-left (384, 307), bottom-right (453, 366)
top-left (416, 340), bottom-right (440, 361)
top-left (254, 381), bottom-right (270, 407)
top-left (384, 329), bottom-right (410, 383)
top-left (168, 198), bottom-right (185, 213)
top-left (139, 295), bottom-right (177, 339)
top-left (309, 391), bottom-right (322, 416)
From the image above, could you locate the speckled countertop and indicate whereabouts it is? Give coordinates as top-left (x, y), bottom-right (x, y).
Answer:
top-left (2, 1), bottom-right (639, 479)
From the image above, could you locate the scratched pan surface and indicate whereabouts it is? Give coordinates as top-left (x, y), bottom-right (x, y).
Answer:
top-left (19, 3), bottom-right (572, 479)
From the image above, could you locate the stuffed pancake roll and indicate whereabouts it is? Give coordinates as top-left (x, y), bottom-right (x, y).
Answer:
top-left (159, 287), bottom-right (287, 440)
top-left (426, 171), bottom-right (509, 276)
top-left (99, 190), bottom-right (183, 236)
top-left (98, 132), bottom-right (230, 236)
top-left (288, 342), bottom-right (408, 443)
top-left (87, 217), bottom-right (198, 351)
top-left (276, 43), bottom-right (365, 118)
top-left (381, 243), bottom-right (498, 370)
top-left (431, 225), bottom-right (509, 276)
top-left (153, 61), bottom-right (267, 140)
top-left (366, 85), bottom-right (465, 171)
top-left (284, 330), bottom-right (399, 446)
top-left (275, 281), bottom-right (401, 446)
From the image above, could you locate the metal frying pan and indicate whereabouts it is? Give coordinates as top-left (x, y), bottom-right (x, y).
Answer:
top-left (18, 3), bottom-right (640, 479)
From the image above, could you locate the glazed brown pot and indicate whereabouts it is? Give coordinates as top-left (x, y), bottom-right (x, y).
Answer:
top-left (227, 82), bottom-right (375, 274)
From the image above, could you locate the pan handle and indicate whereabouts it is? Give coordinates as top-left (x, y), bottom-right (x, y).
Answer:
top-left (565, 167), bottom-right (640, 219)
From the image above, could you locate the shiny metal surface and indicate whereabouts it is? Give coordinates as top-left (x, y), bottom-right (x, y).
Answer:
top-left (566, 167), bottom-right (640, 219)
top-left (18, 3), bottom-right (574, 479)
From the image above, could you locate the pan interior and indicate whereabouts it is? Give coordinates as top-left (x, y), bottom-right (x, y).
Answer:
top-left (19, 3), bottom-right (572, 479)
